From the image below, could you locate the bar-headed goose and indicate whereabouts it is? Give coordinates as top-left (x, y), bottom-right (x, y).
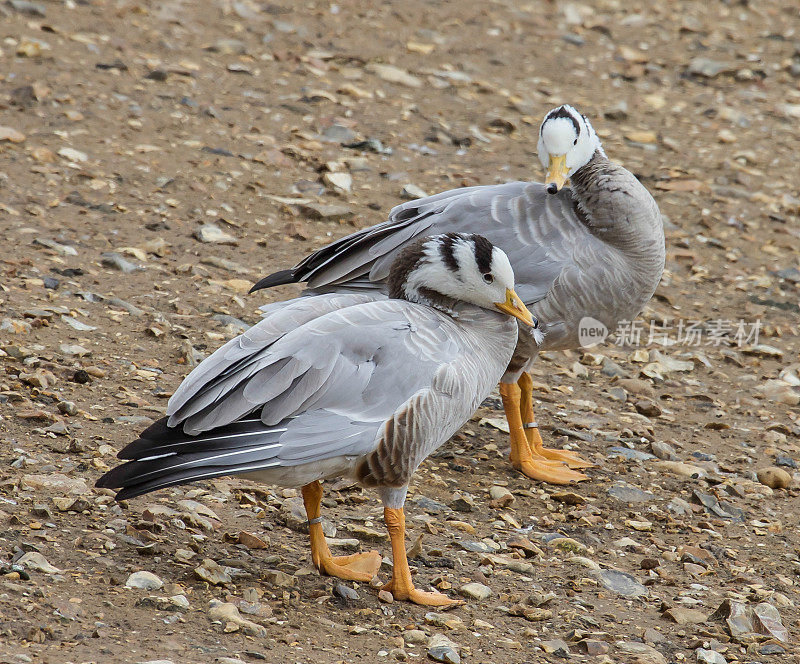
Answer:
top-left (98, 233), bottom-right (536, 607)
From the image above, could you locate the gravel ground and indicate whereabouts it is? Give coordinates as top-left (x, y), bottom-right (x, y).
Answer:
top-left (1, 1), bottom-right (799, 663)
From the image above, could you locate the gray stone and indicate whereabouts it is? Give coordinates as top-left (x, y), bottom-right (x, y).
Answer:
top-left (710, 599), bottom-right (754, 638)
top-left (752, 602), bottom-right (789, 642)
top-left (604, 100), bottom-right (628, 120)
top-left (606, 386), bottom-right (627, 401)
top-left (58, 147), bottom-right (88, 162)
top-left (366, 63), bottom-right (422, 88)
top-left (321, 124), bottom-right (357, 144)
top-left (333, 583), bottom-right (359, 601)
top-left (404, 629), bottom-right (428, 644)
top-left (665, 607), bottom-right (707, 625)
top-left (401, 184), bottom-right (428, 199)
top-left (488, 485), bottom-right (515, 506)
top-left (427, 634), bottom-right (461, 664)
top-left (606, 447), bottom-right (656, 462)
top-left (194, 559), bottom-right (232, 585)
top-left (687, 58), bottom-right (736, 78)
top-left (540, 639), bottom-right (570, 655)
top-left (696, 649), bottom-right (726, 664)
top-left (458, 540), bottom-right (493, 553)
top-left (208, 600), bottom-right (267, 637)
top-left (280, 496), bottom-right (309, 531)
top-left (594, 569), bottom-right (647, 598)
top-left (211, 314), bottom-right (250, 334)
top-left (18, 552), bottom-right (61, 575)
top-left (323, 172), bottom-right (352, 192)
top-left (21, 473), bottom-right (88, 494)
top-left (34, 237), bottom-right (77, 255)
top-left (126, 571), bottom-right (163, 590)
top-left (57, 401), bottom-right (79, 415)
top-left (760, 644), bottom-right (785, 655)
top-left (692, 490), bottom-right (744, 521)
top-left (346, 523), bottom-right (388, 542)
top-left (101, 251), bottom-right (143, 273)
top-left (667, 497), bottom-right (693, 515)
top-left (206, 38), bottom-right (247, 54)
top-left (428, 646), bottom-right (460, 664)
top-left (607, 483), bottom-right (654, 503)
top-left (264, 569), bottom-right (296, 587)
top-left (650, 441), bottom-right (679, 460)
top-left (59, 344), bottom-right (90, 357)
top-left (298, 203), bottom-right (354, 221)
top-left (601, 357), bottom-right (628, 377)
top-left (616, 642), bottom-right (666, 664)
top-left (8, 0), bottom-right (47, 16)
top-left (413, 496), bottom-right (450, 514)
top-left (450, 492), bottom-right (475, 512)
top-left (61, 315), bottom-right (96, 331)
top-left (459, 582), bottom-right (491, 601)
top-left (195, 223), bottom-right (238, 245)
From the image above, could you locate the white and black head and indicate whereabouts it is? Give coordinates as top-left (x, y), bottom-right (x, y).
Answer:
top-left (387, 233), bottom-right (536, 327)
top-left (537, 105), bottom-right (604, 194)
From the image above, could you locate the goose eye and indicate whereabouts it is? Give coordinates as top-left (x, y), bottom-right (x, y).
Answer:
top-left (573, 137), bottom-right (578, 146)
top-left (482, 273), bottom-right (494, 284)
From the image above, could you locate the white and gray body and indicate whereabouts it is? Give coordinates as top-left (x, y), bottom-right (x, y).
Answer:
top-left (98, 235), bottom-right (524, 508)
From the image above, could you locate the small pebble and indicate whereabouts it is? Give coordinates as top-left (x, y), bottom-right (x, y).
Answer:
top-left (459, 582), bottom-right (492, 601)
top-left (427, 634), bottom-right (461, 664)
top-left (56, 401), bottom-right (79, 416)
top-left (594, 569), bottom-right (647, 598)
top-left (194, 559), bottom-right (232, 585)
top-left (401, 184), bottom-right (428, 199)
top-left (403, 629), bottom-right (427, 645)
top-left (333, 583), bottom-right (359, 601)
top-left (195, 224), bottom-right (238, 245)
top-left (18, 552), bottom-right (61, 575)
top-left (125, 571), bottom-right (163, 591)
top-left (102, 252), bottom-right (143, 274)
top-left (696, 648), bottom-right (726, 664)
top-left (756, 466), bottom-right (791, 489)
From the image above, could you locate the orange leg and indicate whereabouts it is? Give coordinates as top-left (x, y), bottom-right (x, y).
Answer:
top-left (518, 372), bottom-right (594, 471)
top-left (301, 481), bottom-right (381, 582)
top-left (382, 507), bottom-right (462, 607)
top-left (499, 382), bottom-right (588, 484)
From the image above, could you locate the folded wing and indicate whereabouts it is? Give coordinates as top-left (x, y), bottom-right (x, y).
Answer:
top-left (263, 183), bottom-right (607, 307)
top-left (97, 297), bottom-right (465, 500)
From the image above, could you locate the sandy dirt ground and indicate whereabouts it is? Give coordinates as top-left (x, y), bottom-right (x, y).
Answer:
top-left (1, 0), bottom-right (800, 663)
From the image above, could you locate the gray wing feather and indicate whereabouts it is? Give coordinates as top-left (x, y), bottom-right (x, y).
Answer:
top-left (167, 293), bottom-right (377, 425)
top-left (169, 298), bottom-right (462, 464)
top-left (301, 182), bottom-right (606, 309)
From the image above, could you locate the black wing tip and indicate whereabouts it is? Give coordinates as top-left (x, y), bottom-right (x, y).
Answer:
top-left (114, 416), bottom-right (170, 459)
top-left (95, 463), bottom-right (165, 501)
top-left (95, 464), bottom-right (126, 490)
top-left (94, 476), bottom-right (113, 489)
top-left (113, 485), bottom-right (148, 501)
top-left (249, 269), bottom-right (297, 293)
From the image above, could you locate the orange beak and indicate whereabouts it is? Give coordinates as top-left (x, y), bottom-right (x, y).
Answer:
top-left (494, 289), bottom-right (537, 327)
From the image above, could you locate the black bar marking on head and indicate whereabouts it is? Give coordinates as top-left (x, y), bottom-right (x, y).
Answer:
top-left (546, 106), bottom-right (581, 136)
top-left (471, 234), bottom-right (494, 275)
top-left (438, 233), bottom-right (461, 274)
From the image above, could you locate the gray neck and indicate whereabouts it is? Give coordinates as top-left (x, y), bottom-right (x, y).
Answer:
top-left (569, 151), bottom-right (664, 261)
